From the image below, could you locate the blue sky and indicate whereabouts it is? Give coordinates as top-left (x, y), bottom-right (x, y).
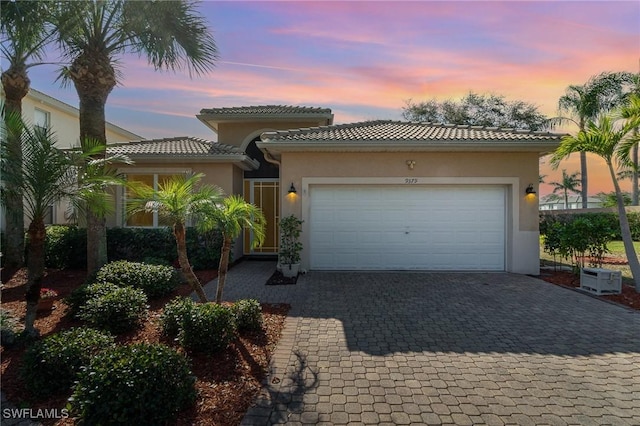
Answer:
top-left (23, 1), bottom-right (640, 194)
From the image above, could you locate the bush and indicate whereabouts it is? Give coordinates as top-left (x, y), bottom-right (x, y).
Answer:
top-left (232, 299), bottom-right (263, 332)
top-left (541, 213), bottom-right (616, 270)
top-left (69, 343), bottom-right (196, 425)
top-left (540, 211), bottom-right (640, 242)
top-left (180, 303), bottom-right (236, 353)
top-left (65, 282), bottom-right (120, 317)
top-left (43, 226), bottom-right (224, 270)
top-left (160, 297), bottom-right (196, 338)
top-left (78, 287), bottom-right (148, 334)
top-left (94, 260), bottom-right (180, 298)
top-left (22, 327), bottom-right (114, 398)
top-left (45, 225), bottom-right (86, 269)
top-left (0, 308), bottom-right (20, 348)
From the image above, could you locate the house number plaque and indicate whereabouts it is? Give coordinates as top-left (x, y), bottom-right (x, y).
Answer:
top-left (404, 178), bottom-right (418, 184)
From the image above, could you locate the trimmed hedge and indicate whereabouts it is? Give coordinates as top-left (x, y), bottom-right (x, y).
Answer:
top-left (44, 226), bottom-right (224, 270)
top-left (65, 282), bottom-right (120, 317)
top-left (22, 327), bottom-right (114, 398)
top-left (180, 303), bottom-right (237, 353)
top-left (94, 261), bottom-right (180, 298)
top-left (78, 287), bottom-right (148, 334)
top-left (540, 211), bottom-right (640, 242)
top-left (70, 343), bottom-right (196, 425)
top-left (232, 299), bottom-right (263, 332)
top-left (160, 297), bottom-right (197, 338)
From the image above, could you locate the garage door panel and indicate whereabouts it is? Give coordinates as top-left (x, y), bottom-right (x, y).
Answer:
top-left (310, 185), bottom-right (505, 271)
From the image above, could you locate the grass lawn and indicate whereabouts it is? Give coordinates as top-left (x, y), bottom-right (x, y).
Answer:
top-left (540, 240), bottom-right (639, 284)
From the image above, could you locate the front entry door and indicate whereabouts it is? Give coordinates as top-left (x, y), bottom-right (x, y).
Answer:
top-left (243, 179), bottom-right (279, 254)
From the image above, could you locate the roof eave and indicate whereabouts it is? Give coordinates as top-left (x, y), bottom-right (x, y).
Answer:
top-left (113, 154), bottom-right (259, 170)
top-left (257, 140), bottom-right (561, 155)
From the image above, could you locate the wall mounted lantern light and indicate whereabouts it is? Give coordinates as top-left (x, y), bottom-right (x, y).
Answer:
top-left (525, 184), bottom-right (536, 196)
top-left (288, 183), bottom-right (297, 194)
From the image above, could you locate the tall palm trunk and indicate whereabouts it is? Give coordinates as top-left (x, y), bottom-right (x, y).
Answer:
top-left (607, 161), bottom-right (640, 290)
top-left (174, 222), bottom-right (208, 302)
top-left (633, 143), bottom-right (639, 206)
top-left (69, 53), bottom-right (115, 274)
top-left (215, 237), bottom-right (232, 304)
top-left (1, 65), bottom-right (28, 273)
top-left (24, 218), bottom-right (46, 336)
top-left (579, 152), bottom-right (588, 209)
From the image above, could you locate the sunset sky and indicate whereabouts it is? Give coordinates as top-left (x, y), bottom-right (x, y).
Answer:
top-left (25, 0), bottom-right (640, 197)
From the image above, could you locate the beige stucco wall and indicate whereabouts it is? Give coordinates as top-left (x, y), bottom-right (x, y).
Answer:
top-left (278, 151), bottom-right (541, 275)
top-left (21, 93), bottom-right (139, 148)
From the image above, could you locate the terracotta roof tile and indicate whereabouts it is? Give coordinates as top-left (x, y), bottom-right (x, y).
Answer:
top-left (261, 120), bottom-right (563, 143)
top-left (107, 137), bottom-right (243, 157)
top-left (199, 105), bottom-right (332, 116)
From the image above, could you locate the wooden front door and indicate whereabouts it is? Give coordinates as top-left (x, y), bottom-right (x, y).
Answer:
top-left (243, 179), bottom-right (279, 254)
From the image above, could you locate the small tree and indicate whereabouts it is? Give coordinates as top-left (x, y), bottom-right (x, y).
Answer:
top-left (1, 114), bottom-right (128, 335)
top-left (549, 170), bottom-right (581, 209)
top-left (127, 173), bottom-right (222, 303)
top-left (551, 110), bottom-right (640, 291)
top-left (200, 196), bottom-right (265, 304)
top-left (279, 215), bottom-right (303, 266)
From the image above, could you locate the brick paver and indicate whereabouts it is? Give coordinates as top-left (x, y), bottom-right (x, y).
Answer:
top-left (207, 261), bottom-right (640, 425)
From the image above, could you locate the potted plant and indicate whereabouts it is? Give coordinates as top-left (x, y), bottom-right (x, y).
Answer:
top-left (38, 288), bottom-right (58, 312)
top-left (279, 215), bottom-right (303, 278)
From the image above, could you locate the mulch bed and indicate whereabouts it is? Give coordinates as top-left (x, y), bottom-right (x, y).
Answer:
top-left (1, 267), bottom-right (290, 425)
top-left (539, 269), bottom-right (640, 311)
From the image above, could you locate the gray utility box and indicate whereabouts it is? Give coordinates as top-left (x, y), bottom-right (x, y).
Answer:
top-left (580, 268), bottom-right (622, 295)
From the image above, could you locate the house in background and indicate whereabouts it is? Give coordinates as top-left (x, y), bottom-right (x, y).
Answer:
top-left (0, 88), bottom-right (142, 230)
top-left (539, 195), bottom-right (603, 210)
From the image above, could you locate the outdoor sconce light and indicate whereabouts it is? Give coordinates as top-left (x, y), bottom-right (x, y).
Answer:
top-left (525, 184), bottom-right (536, 196)
top-left (406, 160), bottom-right (416, 170)
top-left (288, 183), bottom-right (297, 194)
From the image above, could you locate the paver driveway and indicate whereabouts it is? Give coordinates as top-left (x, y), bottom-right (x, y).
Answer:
top-left (208, 261), bottom-right (640, 425)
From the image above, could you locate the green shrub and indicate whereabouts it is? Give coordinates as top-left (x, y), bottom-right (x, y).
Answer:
top-left (65, 282), bottom-right (120, 317)
top-left (0, 308), bottom-right (20, 348)
top-left (44, 227), bottom-right (224, 270)
top-left (142, 256), bottom-right (171, 266)
top-left (22, 327), bottom-right (114, 398)
top-left (69, 343), bottom-right (196, 425)
top-left (540, 211), bottom-right (640, 242)
top-left (78, 287), bottom-right (148, 334)
top-left (232, 299), bottom-right (263, 332)
top-left (45, 225), bottom-right (86, 269)
top-left (94, 260), bottom-right (180, 298)
top-left (160, 297), bottom-right (196, 338)
top-left (541, 213), bottom-right (615, 270)
top-left (180, 303), bottom-right (236, 353)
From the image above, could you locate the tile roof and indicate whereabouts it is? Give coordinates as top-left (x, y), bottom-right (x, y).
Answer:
top-left (199, 105), bottom-right (332, 116)
top-left (261, 120), bottom-right (563, 143)
top-left (107, 136), bottom-right (244, 157)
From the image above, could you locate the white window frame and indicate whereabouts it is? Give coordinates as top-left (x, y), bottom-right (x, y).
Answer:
top-left (122, 169), bottom-right (190, 228)
top-left (34, 108), bottom-right (50, 130)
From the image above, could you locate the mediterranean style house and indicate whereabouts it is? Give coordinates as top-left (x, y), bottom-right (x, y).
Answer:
top-left (5, 89), bottom-right (563, 275)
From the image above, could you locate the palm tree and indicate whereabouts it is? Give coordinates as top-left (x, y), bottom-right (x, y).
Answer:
top-left (200, 196), bottom-right (265, 304)
top-left (551, 113), bottom-right (640, 291)
top-left (557, 72), bottom-right (632, 208)
top-left (619, 93), bottom-right (640, 205)
top-left (1, 1), bottom-right (54, 272)
top-left (50, 0), bottom-right (218, 274)
top-left (127, 173), bottom-right (223, 303)
top-left (549, 170), bottom-right (581, 209)
top-left (0, 113), bottom-right (129, 335)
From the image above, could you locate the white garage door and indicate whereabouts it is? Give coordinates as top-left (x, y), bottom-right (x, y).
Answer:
top-left (309, 185), bottom-right (505, 271)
